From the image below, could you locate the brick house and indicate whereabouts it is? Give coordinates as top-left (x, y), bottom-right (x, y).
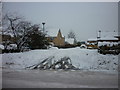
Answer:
top-left (46, 29), bottom-right (65, 47)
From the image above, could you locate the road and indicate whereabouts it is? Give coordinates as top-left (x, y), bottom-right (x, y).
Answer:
top-left (2, 69), bottom-right (118, 88)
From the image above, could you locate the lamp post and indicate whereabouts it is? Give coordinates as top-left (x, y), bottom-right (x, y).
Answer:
top-left (42, 22), bottom-right (45, 33)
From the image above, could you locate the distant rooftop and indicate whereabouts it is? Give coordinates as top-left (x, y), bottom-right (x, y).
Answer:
top-left (46, 28), bottom-right (64, 37)
top-left (65, 38), bottom-right (74, 44)
top-left (100, 31), bottom-right (118, 38)
top-left (98, 37), bottom-right (118, 40)
top-left (88, 38), bottom-right (97, 41)
top-left (0, 32), bottom-right (14, 37)
top-left (88, 31), bottom-right (118, 41)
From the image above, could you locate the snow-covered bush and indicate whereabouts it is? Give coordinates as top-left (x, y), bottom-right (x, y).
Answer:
top-left (80, 44), bottom-right (87, 49)
top-left (0, 44), bottom-right (4, 50)
top-left (7, 44), bottom-right (17, 50)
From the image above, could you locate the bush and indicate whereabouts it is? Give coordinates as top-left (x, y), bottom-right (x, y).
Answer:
top-left (27, 30), bottom-right (49, 50)
top-left (98, 45), bottom-right (120, 55)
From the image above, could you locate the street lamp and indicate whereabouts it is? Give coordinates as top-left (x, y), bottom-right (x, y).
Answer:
top-left (42, 22), bottom-right (45, 32)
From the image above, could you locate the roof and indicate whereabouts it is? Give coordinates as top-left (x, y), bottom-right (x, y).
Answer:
top-left (87, 38), bottom-right (97, 41)
top-left (98, 38), bottom-right (118, 40)
top-left (46, 28), bottom-right (64, 37)
top-left (100, 31), bottom-right (118, 38)
top-left (65, 38), bottom-right (74, 44)
top-left (98, 42), bottom-right (118, 46)
top-left (98, 31), bottom-right (118, 41)
top-left (88, 31), bottom-right (118, 41)
top-left (0, 32), bottom-right (14, 37)
top-left (114, 35), bottom-right (120, 38)
top-left (81, 44), bottom-right (87, 47)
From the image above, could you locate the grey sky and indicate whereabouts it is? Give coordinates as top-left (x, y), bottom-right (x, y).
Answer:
top-left (3, 2), bottom-right (118, 41)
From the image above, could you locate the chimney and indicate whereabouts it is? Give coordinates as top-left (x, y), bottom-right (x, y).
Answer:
top-left (97, 30), bottom-right (101, 39)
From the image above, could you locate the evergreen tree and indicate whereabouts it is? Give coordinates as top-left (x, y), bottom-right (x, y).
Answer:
top-left (28, 27), bottom-right (49, 49)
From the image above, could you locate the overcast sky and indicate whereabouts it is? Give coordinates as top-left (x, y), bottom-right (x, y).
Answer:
top-left (3, 2), bottom-right (118, 41)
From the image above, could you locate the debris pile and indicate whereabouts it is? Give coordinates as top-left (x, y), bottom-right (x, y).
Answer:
top-left (26, 56), bottom-right (78, 70)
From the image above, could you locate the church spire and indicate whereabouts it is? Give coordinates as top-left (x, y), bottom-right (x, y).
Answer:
top-left (57, 29), bottom-right (62, 37)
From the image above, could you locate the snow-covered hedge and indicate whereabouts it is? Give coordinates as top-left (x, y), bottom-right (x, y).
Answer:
top-left (7, 44), bottom-right (17, 50)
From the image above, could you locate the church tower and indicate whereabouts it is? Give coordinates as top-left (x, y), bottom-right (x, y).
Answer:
top-left (57, 29), bottom-right (62, 38)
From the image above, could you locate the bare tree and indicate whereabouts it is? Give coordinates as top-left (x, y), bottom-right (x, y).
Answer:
top-left (68, 31), bottom-right (76, 39)
top-left (2, 13), bottom-right (49, 52)
top-left (2, 13), bottom-right (36, 51)
top-left (67, 30), bottom-right (77, 44)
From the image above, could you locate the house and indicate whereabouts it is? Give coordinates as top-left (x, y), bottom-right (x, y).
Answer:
top-left (46, 29), bottom-right (65, 47)
top-left (87, 38), bottom-right (98, 49)
top-left (87, 31), bottom-right (119, 49)
top-left (65, 38), bottom-right (75, 45)
top-left (0, 34), bottom-right (16, 44)
top-left (114, 35), bottom-right (120, 41)
top-left (97, 31), bottom-right (119, 47)
top-left (0, 34), bottom-right (10, 43)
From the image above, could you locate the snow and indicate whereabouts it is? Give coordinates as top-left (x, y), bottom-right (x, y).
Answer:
top-left (88, 37), bottom-right (118, 41)
top-left (0, 33), bottom-right (14, 37)
top-left (2, 47), bottom-right (118, 71)
top-left (87, 42), bottom-right (97, 45)
top-left (98, 38), bottom-right (118, 40)
top-left (88, 31), bottom-right (118, 41)
top-left (87, 31), bottom-right (119, 47)
top-left (80, 44), bottom-right (87, 48)
top-left (98, 42), bottom-right (118, 46)
top-left (98, 31), bottom-right (118, 41)
top-left (49, 47), bottom-right (59, 50)
top-left (7, 44), bottom-right (17, 50)
top-left (65, 38), bottom-right (74, 44)
top-left (0, 44), bottom-right (4, 50)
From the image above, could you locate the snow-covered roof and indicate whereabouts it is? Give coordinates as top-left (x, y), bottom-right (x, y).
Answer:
top-left (80, 44), bottom-right (87, 47)
top-left (87, 38), bottom-right (97, 41)
top-left (88, 31), bottom-right (118, 41)
top-left (100, 31), bottom-right (118, 38)
top-left (7, 44), bottom-right (17, 50)
top-left (98, 38), bottom-right (118, 40)
top-left (65, 38), bottom-right (74, 44)
top-left (99, 31), bottom-right (118, 40)
top-left (46, 28), bottom-right (64, 37)
top-left (0, 32), bottom-right (14, 37)
top-left (98, 42), bottom-right (118, 47)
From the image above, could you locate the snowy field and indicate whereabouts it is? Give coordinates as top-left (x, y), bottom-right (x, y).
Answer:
top-left (2, 47), bottom-right (118, 71)
top-left (2, 47), bottom-right (119, 88)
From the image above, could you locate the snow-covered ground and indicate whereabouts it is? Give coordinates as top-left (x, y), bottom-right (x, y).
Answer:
top-left (2, 47), bottom-right (118, 88)
top-left (2, 47), bottom-right (118, 71)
